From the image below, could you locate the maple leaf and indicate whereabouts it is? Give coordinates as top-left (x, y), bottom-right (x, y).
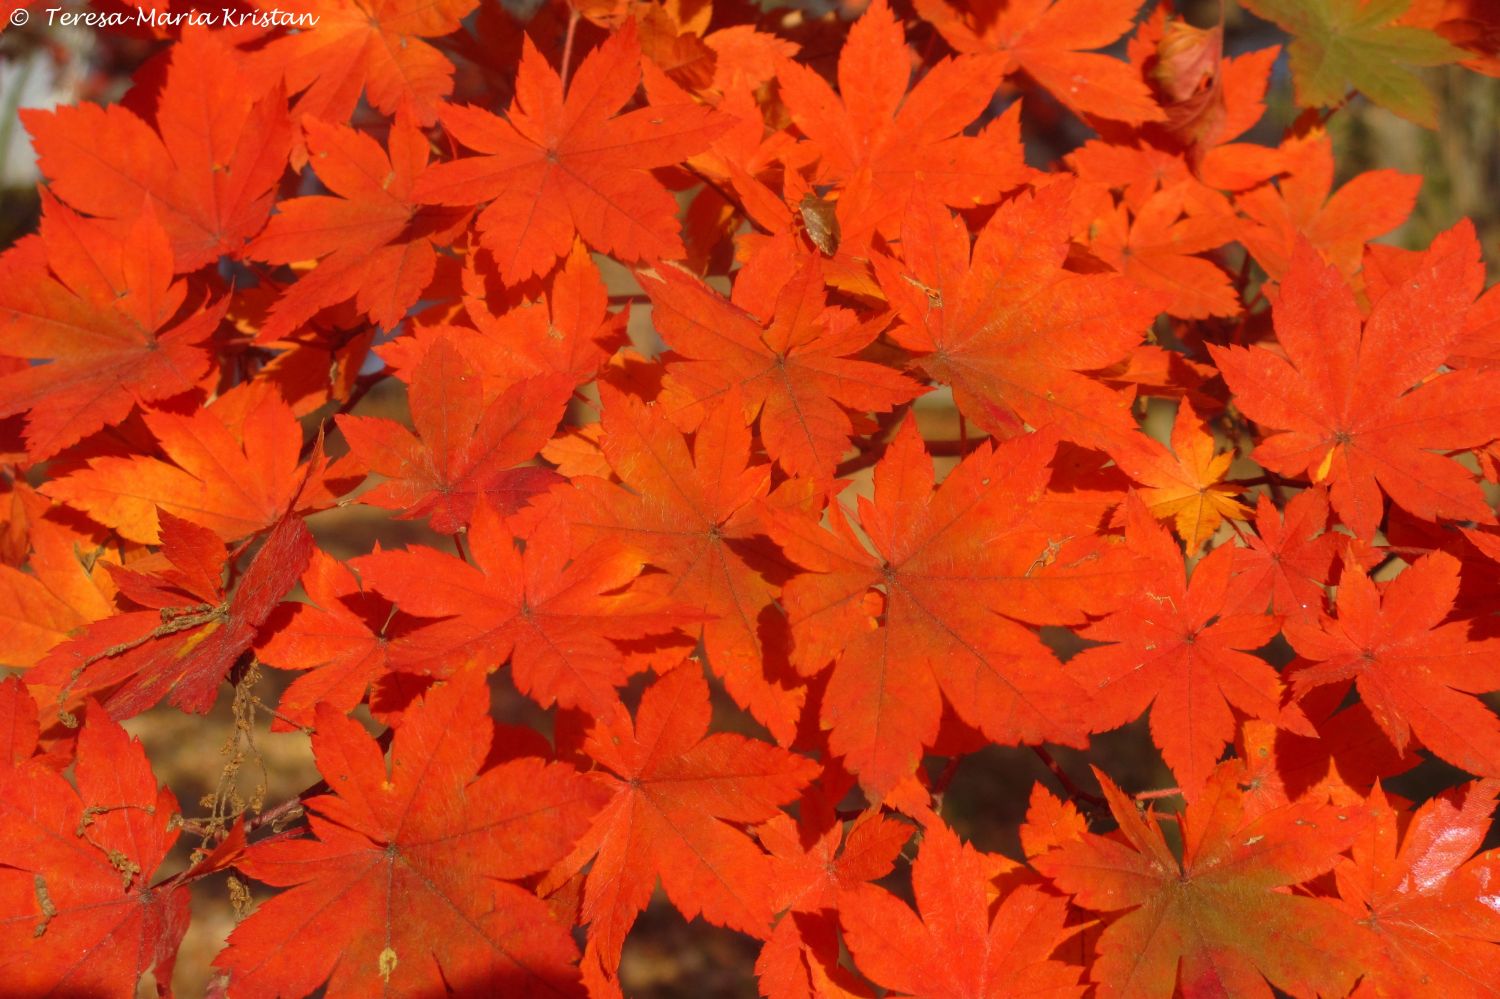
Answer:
top-left (414, 20), bottom-right (728, 283)
top-left (1284, 551), bottom-right (1500, 778)
top-left (0, 678), bottom-right (38, 771)
top-left (1240, 0), bottom-right (1461, 126)
top-left (645, 252), bottom-right (925, 481)
top-left (1019, 782), bottom-right (1088, 859)
top-left (1223, 488), bottom-right (1339, 620)
top-left (914, 0), bottom-right (1164, 125)
top-left (1401, 0), bottom-right (1500, 77)
top-left (22, 30), bottom-right (291, 271)
top-left (1085, 182), bottom-right (1242, 320)
top-left (335, 338), bottom-right (572, 534)
top-left (556, 385), bottom-right (807, 744)
top-left (775, 0), bottom-right (1029, 234)
top-left (213, 669), bottom-right (604, 998)
top-left (769, 419), bottom-right (1116, 798)
top-left (876, 187), bottom-right (1160, 453)
top-left (755, 805), bottom-right (913, 999)
top-left (1238, 701), bottom-right (1421, 810)
top-left (27, 513), bottom-right (313, 718)
top-left (383, 243), bottom-right (628, 391)
top-left (1070, 495), bottom-right (1283, 799)
top-left (760, 807), bottom-right (912, 921)
top-left (247, 113), bottom-right (468, 343)
top-left (1236, 130), bottom-right (1423, 281)
top-left (1333, 779), bottom-right (1500, 997)
top-left (0, 500), bottom-right (120, 669)
top-left (542, 664), bottom-right (819, 979)
top-left (1034, 763), bottom-right (1373, 998)
top-left (1066, 40), bottom-right (1283, 201)
top-left (255, 548), bottom-right (397, 731)
top-left (43, 382), bottom-right (322, 545)
top-left (839, 821), bottom-right (1085, 999)
top-left (728, 166), bottom-right (887, 299)
top-left (1211, 225), bottom-right (1500, 539)
top-left (0, 702), bottom-right (190, 998)
top-left (0, 196), bottom-right (220, 461)
top-left (241, 0), bottom-right (477, 129)
top-left (1114, 399), bottom-right (1249, 552)
top-left (356, 504), bottom-right (689, 715)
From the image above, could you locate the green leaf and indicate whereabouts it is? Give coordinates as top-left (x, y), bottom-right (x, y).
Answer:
top-left (1240, 0), bottom-right (1463, 126)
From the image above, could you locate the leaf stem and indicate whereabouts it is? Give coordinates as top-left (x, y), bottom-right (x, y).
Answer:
top-left (559, 8), bottom-right (581, 95)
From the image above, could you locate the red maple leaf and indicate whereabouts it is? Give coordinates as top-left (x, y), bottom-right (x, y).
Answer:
top-left (23, 30), bottom-right (291, 271)
top-left (241, 0), bottom-right (478, 128)
top-left (1070, 495), bottom-right (1283, 799)
top-left (1284, 551), bottom-right (1500, 778)
top-left (1085, 182), bottom-right (1242, 320)
top-left (254, 548), bottom-right (397, 731)
top-left (1223, 487), bottom-right (1339, 620)
top-left (645, 251), bottom-right (924, 481)
top-left (0, 699), bottom-right (189, 997)
top-left (247, 113), bottom-right (469, 343)
top-left (876, 186), bottom-right (1161, 452)
top-left (413, 20), bottom-right (728, 283)
top-left (1034, 762), bottom-right (1373, 999)
top-left (1236, 129), bottom-right (1422, 280)
top-left (556, 384), bottom-right (807, 744)
top-left (384, 243), bottom-right (628, 391)
top-left (356, 504), bottom-right (690, 715)
top-left (28, 513), bottom-right (313, 718)
top-left (335, 337), bottom-right (572, 534)
top-left (775, 0), bottom-right (1030, 234)
top-left (756, 806), bottom-right (912, 999)
top-left (0, 197), bottom-right (219, 461)
top-left (43, 381), bottom-right (326, 545)
top-left (213, 670), bottom-right (604, 997)
top-left (1212, 224), bottom-right (1500, 538)
top-left (914, 0), bottom-right (1164, 125)
top-left (840, 821), bottom-right (1086, 998)
top-left (541, 664), bottom-right (818, 982)
top-left (1333, 779), bottom-right (1500, 997)
top-left (769, 418), bottom-right (1120, 798)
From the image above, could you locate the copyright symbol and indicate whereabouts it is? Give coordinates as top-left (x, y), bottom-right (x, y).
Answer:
top-left (8, 7), bottom-right (28, 25)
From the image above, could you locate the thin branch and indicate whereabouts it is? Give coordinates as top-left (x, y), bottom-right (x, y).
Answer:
top-left (1032, 746), bottom-right (1106, 810)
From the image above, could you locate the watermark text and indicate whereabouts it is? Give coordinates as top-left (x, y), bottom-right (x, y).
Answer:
top-left (20, 6), bottom-right (318, 28)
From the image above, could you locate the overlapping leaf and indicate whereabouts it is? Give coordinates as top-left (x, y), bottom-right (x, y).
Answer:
top-left (0, 700), bottom-right (189, 998)
top-left (541, 665), bottom-right (818, 983)
top-left (23, 30), bottom-right (291, 270)
top-left (415, 21), bottom-right (727, 282)
top-left (335, 338), bottom-right (571, 533)
top-left (776, 0), bottom-right (1029, 234)
top-left (555, 385), bottom-right (806, 744)
top-left (28, 513), bottom-right (313, 718)
top-left (214, 670), bottom-right (604, 997)
top-left (0, 198), bottom-right (219, 460)
top-left (877, 187), bottom-right (1161, 452)
top-left (646, 252), bottom-right (923, 481)
top-left (1035, 763), bottom-right (1373, 998)
top-left (769, 419), bottom-right (1125, 798)
top-left (357, 504), bottom-right (689, 714)
top-left (1212, 225), bottom-right (1500, 538)
top-left (1284, 551), bottom-right (1500, 778)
